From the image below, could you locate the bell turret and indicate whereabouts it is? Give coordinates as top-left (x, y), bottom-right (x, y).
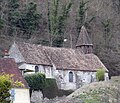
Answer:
top-left (76, 26), bottom-right (93, 54)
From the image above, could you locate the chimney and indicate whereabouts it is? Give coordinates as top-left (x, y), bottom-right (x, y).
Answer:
top-left (4, 49), bottom-right (9, 58)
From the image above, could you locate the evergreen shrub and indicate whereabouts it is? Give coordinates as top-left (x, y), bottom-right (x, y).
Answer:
top-left (24, 73), bottom-right (46, 91)
top-left (25, 74), bottom-right (73, 99)
top-left (96, 69), bottom-right (105, 81)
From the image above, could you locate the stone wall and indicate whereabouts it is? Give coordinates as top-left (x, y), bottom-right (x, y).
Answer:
top-left (8, 43), bottom-right (25, 63)
top-left (21, 63), bottom-right (54, 78)
top-left (55, 70), bottom-right (109, 90)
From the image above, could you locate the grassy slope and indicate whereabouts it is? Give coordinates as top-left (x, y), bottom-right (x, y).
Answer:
top-left (57, 77), bottom-right (120, 103)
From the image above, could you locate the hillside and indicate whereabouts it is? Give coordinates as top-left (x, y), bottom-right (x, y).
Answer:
top-left (57, 77), bottom-right (120, 103)
top-left (0, 0), bottom-right (120, 76)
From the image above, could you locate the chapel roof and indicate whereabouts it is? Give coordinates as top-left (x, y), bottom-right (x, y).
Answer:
top-left (0, 58), bottom-right (29, 88)
top-left (14, 42), bottom-right (108, 72)
top-left (16, 42), bottom-right (51, 66)
top-left (76, 26), bottom-right (93, 47)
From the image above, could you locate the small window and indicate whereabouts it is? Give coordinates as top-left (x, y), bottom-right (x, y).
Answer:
top-left (69, 72), bottom-right (73, 82)
top-left (35, 66), bottom-right (39, 73)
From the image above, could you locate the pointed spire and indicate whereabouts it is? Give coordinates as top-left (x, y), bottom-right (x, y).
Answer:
top-left (76, 26), bottom-right (93, 47)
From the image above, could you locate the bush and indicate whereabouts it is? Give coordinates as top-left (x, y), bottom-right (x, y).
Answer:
top-left (0, 74), bottom-right (12, 103)
top-left (25, 74), bottom-right (73, 99)
top-left (43, 78), bottom-right (58, 98)
top-left (24, 73), bottom-right (46, 91)
top-left (0, 73), bottom-right (24, 103)
top-left (96, 69), bottom-right (105, 81)
top-left (43, 78), bottom-right (73, 99)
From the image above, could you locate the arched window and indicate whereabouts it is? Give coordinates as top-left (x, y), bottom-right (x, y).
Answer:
top-left (69, 72), bottom-right (73, 82)
top-left (35, 66), bottom-right (39, 73)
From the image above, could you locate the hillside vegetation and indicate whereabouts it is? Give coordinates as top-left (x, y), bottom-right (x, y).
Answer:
top-left (57, 76), bottom-right (120, 103)
top-left (0, 0), bottom-right (120, 76)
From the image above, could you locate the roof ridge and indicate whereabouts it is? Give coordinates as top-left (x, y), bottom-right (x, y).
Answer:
top-left (16, 41), bottom-right (75, 51)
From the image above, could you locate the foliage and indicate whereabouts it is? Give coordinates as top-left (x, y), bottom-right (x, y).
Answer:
top-left (13, 80), bottom-right (25, 88)
top-left (0, 0), bottom-right (120, 77)
top-left (76, 0), bottom-right (95, 42)
top-left (43, 78), bottom-right (73, 99)
top-left (77, 85), bottom-right (120, 103)
top-left (35, 39), bottom-right (50, 46)
top-left (0, 73), bottom-right (24, 103)
top-left (76, 0), bottom-right (89, 40)
top-left (79, 87), bottom-right (111, 103)
top-left (0, 74), bottom-right (12, 103)
top-left (101, 19), bottom-right (113, 49)
top-left (76, 0), bottom-right (88, 34)
top-left (25, 74), bottom-right (72, 99)
top-left (96, 69), bottom-right (105, 81)
top-left (24, 73), bottom-right (46, 91)
top-left (42, 78), bottom-right (58, 98)
top-left (0, 19), bottom-right (4, 29)
top-left (45, 78), bottom-right (57, 88)
top-left (16, 2), bottom-right (41, 39)
top-left (68, 79), bottom-right (120, 103)
top-left (7, 0), bottom-right (20, 36)
top-left (24, 74), bottom-right (57, 98)
top-left (48, 0), bottom-right (72, 47)
top-left (0, 0), bottom-right (41, 39)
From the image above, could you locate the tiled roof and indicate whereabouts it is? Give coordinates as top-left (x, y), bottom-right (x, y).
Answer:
top-left (0, 58), bottom-right (29, 88)
top-left (15, 42), bottom-right (108, 72)
top-left (43, 46), bottom-right (108, 72)
top-left (17, 43), bottom-right (51, 66)
top-left (76, 26), bottom-right (93, 47)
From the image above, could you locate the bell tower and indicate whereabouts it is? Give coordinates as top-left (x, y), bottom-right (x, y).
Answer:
top-left (76, 26), bottom-right (93, 54)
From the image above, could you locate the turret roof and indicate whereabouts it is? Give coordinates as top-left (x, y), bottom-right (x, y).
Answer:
top-left (76, 26), bottom-right (93, 47)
